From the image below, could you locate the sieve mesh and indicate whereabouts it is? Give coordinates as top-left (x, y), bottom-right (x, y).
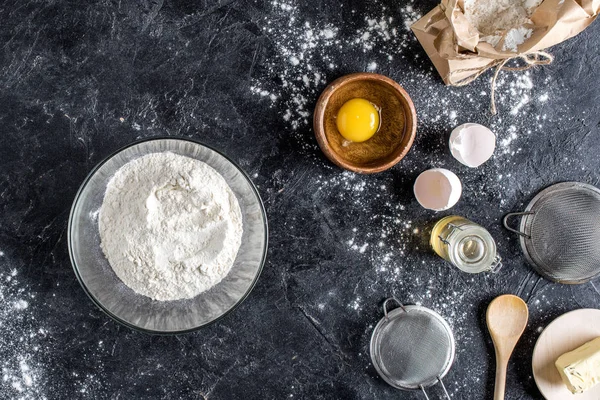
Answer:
top-left (378, 311), bottom-right (453, 388)
top-left (526, 185), bottom-right (600, 283)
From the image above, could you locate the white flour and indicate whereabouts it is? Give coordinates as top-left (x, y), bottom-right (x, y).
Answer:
top-left (464, 0), bottom-right (543, 51)
top-left (99, 152), bottom-right (243, 301)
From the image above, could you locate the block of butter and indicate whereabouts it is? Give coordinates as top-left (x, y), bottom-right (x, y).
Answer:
top-left (555, 336), bottom-right (600, 394)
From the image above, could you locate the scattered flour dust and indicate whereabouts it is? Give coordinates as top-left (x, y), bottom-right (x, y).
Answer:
top-left (1, 267), bottom-right (46, 399)
top-left (99, 152), bottom-right (243, 301)
top-left (251, 0), bottom-right (421, 134)
top-left (314, 171), bottom-right (413, 285)
top-left (312, 171), bottom-right (475, 350)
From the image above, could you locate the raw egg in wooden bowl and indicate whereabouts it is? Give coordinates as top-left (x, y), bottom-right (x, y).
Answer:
top-left (313, 72), bottom-right (417, 174)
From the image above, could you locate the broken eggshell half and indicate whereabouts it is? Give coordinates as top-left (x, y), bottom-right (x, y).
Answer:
top-left (449, 123), bottom-right (496, 168)
top-left (414, 168), bottom-right (462, 211)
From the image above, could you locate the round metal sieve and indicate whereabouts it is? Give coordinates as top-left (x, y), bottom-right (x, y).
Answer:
top-left (370, 298), bottom-right (454, 399)
top-left (503, 182), bottom-right (600, 284)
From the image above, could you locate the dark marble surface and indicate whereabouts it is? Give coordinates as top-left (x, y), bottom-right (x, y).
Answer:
top-left (1, 0), bottom-right (600, 399)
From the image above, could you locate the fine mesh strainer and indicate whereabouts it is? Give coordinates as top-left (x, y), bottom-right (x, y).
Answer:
top-left (370, 298), bottom-right (455, 399)
top-left (503, 182), bottom-right (600, 284)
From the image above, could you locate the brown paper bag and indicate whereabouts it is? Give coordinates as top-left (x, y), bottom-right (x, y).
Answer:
top-left (411, 0), bottom-right (600, 85)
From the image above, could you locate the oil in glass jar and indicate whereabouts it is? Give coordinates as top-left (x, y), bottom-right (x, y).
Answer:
top-left (430, 215), bottom-right (502, 274)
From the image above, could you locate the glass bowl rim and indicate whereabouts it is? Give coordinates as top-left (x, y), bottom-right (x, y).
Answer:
top-left (67, 136), bottom-right (269, 335)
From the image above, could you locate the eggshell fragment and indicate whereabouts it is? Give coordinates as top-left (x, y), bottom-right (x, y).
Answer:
top-left (414, 168), bottom-right (462, 211)
top-left (449, 123), bottom-right (496, 168)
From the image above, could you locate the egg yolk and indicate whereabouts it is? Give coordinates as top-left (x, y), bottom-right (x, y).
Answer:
top-left (336, 98), bottom-right (380, 142)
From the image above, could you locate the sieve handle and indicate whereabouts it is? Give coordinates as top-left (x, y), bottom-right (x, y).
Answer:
top-left (419, 385), bottom-right (431, 400)
top-left (383, 297), bottom-right (406, 320)
top-left (419, 378), bottom-right (451, 400)
top-left (502, 212), bottom-right (534, 238)
top-left (439, 377), bottom-right (451, 400)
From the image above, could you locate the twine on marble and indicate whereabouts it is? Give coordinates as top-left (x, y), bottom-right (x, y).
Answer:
top-left (448, 51), bottom-right (554, 115)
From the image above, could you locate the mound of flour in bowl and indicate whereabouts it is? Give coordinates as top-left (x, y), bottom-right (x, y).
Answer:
top-left (464, 0), bottom-right (544, 51)
top-left (98, 152), bottom-right (243, 301)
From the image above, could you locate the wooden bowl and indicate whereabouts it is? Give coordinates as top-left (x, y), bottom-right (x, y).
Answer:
top-left (313, 73), bottom-right (417, 174)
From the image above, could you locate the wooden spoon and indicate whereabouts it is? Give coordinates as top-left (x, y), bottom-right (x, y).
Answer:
top-left (486, 294), bottom-right (529, 400)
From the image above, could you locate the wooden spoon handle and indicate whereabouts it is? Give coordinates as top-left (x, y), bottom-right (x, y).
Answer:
top-left (494, 358), bottom-right (508, 400)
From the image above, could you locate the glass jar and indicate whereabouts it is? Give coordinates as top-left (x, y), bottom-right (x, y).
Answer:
top-left (430, 215), bottom-right (502, 274)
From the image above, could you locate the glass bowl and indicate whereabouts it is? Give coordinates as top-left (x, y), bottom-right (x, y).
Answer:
top-left (68, 137), bottom-right (268, 334)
